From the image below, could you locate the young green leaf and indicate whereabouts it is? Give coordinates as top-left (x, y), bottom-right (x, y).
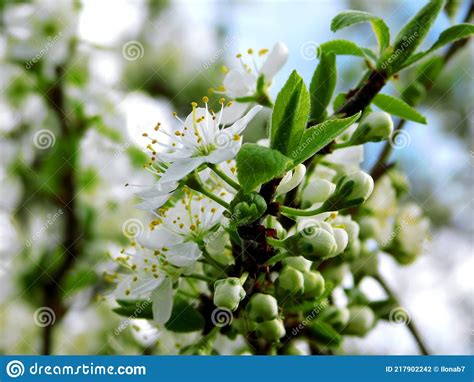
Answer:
top-left (236, 143), bottom-right (292, 192)
top-left (331, 10), bottom-right (390, 53)
top-left (309, 51), bottom-right (337, 123)
top-left (320, 39), bottom-right (377, 61)
top-left (399, 23), bottom-right (474, 70)
top-left (290, 113), bottom-right (361, 165)
top-left (372, 94), bottom-right (427, 124)
top-left (113, 299), bottom-right (153, 319)
top-left (270, 70), bottom-right (310, 156)
top-left (164, 298), bottom-right (205, 333)
top-left (387, 0), bottom-right (446, 73)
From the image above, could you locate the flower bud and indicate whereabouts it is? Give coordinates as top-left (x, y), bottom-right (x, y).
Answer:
top-left (349, 112), bottom-right (393, 144)
top-left (333, 227), bottom-right (349, 255)
top-left (283, 227), bottom-right (338, 261)
top-left (282, 256), bottom-right (312, 272)
top-left (213, 277), bottom-right (246, 312)
top-left (303, 271), bottom-right (325, 298)
top-left (256, 318), bottom-right (286, 342)
top-left (277, 267), bottom-right (305, 296)
top-left (323, 171), bottom-right (374, 210)
top-left (228, 191), bottom-right (267, 226)
top-left (321, 263), bottom-right (346, 286)
top-left (344, 305), bottom-right (375, 336)
top-left (247, 293), bottom-right (279, 323)
top-left (302, 179), bottom-right (336, 206)
top-left (321, 306), bottom-right (350, 331)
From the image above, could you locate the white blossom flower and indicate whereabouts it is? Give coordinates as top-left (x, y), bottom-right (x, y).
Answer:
top-left (217, 42), bottom-right (288, 123)
top-left (276, 164), bottom-right (306, 196)
top-left (138, 190), bottom-right (229, 267)
top-left (110, 247), bottom-right (177, 324)
top-left (133, 181), bottom-right (178, 213)
top-left (142, 100), bottom-right (262, 184)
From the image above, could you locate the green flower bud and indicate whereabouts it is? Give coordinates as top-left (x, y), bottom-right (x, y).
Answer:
top-left (344, 305), bottom-right (375, 337)
top-left (320, 306), bottom-right (350, 331)
top-left (321, 263), bottom-right (346, 286)
top-left (247, 293), bottom-right (279, 323)
top-left (324, 171), bottom-right (374, 210)
top-left (277, 267), bottom-right (305, 296)
top-left (349, 112), bottom-right (393, 145)
top-left (282, 256), bottom-right (312, 272)
top-left (283, 227), bottom-right (338, 261)
top-left (350, 244), bottom-right (379, 282)
top-left (228, 191), bottom-right (267, 226)
top-left (333, 227), bottom-right (349, 255)
top-left (303, 271), bottom-right (325, 298)
top-left (256, 318), bottom-right (286, 342)
top-left (213, 277), bottom-right (246, 312)
top-left (302, 179), bottom-right (336, 207)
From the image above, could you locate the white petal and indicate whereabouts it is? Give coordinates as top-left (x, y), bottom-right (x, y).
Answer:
top-left (276, 164), bottom-right (306, 195)
top-left (260, 42), bottom-right (289, 82)
top-left (218, 101), bottom-right (249, 125)
top-left (135, 194), bottom-right (173, 211)
top-left (165, 242), bottom-right (202, 267)
top-left (132, 277), bottom-right (163, 296)
top-left (333, 227), bottom-right (349, 255)
top-left (151, 278), bottom-right (173, 324)
top-left (159, 157), bottom-right (205, 183)
top-left (325, 145), bottom-right (364, 170)
top-left (223, 69), bottom-right (256, 97)
top-left (225, 105), bottom-right (263, 136)
top-left (138, 227), bottom-right (184, 250)
top-left (136, 182), bottom-right (177, 198)
top-left (207, 141), bottom-right (241, 164)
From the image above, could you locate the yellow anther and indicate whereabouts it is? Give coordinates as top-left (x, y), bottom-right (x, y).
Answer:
top-left (219, 97), bottom-right (226, 104)
top-left (172, 112), bottom-right (178, 117)
top-left (232, 134), bottom-right (240, 141)
top-left (191, 102), bottom-right (198, 108)
top-left (227, 101), bottom-right (233, 107)
top-left (202, 96), bottom-right (209, 103)
top-left (258, 48), bottom-right (269, 56)
top-left (220, 65), bottom-right (229, 73)
top-left (247, 48), bottom-right (254, 54)
top-left (236, 53), bottom-right (242, 58)
top-left (142, 133), bottom-right (148, 137)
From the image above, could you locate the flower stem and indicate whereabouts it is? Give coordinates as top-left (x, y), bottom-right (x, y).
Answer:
top-left (208, 164), bottom-right (241, 191)
top-left (374, 273), bottom-right (430, 355)
top-left (183, 274), bottom-right (216, 283)
top-left (280, 205), bottom-right (326, 217)
top-left (264, 251), bottom-right (289, 266)
top-left (199, 246), bottom-right (228, 275)
top-left (187, 179), bottom-right (230, 209)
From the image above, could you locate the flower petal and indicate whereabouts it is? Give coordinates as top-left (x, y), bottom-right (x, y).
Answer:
top-left (151, 277), bottom-right (173, 324)
top-left (138, 227), bottom-right (184, 250)
top-left (159, 157), bottom-right (205, 183)
top-left (217, 101), bottom-right (249, 125)
top-left (225, 105), bottom-right (263, 136)
top-left (165, 242), bottom-right (201, 267)
top-left (260, 42), bottom-right (288, 82)
top-left (136, 182), bottom-right (178, 199)
top-left (135, 194), bottom-right (173, 211)
top-left (223, 69), bottom-right (256, 97)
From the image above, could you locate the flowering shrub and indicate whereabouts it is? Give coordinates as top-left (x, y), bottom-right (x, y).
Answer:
top-left (102, 1), bottom-right (472, 354)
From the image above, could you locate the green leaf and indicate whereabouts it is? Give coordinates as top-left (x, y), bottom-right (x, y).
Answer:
top-left (236, 143), bottom-right (292, 192)
top-left (319, 40), bottom-right (377, 61)
top-left (372, 93), bottom-right (427, 124)
top-left (386, 0), bottom-right (446, 73)
top-left (309, 52), bottom-right (337, 123)
top-left (309, 320), bottom-right (343, 347)
top-left (290, 113), bottom-right (361, 165)
top-left (113, 299), bottom-right (153, 319)
top-left (164, 297), bottom-right (205, 333)
top-left (399, 23), bottom-right (474, 70)
top-left (270, 70), bottom-right (310, 155)
top-left (331, 10), bottom-right (390, 53)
